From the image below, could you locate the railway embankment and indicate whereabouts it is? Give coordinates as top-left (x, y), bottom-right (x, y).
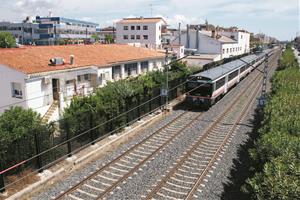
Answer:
top-left (221, 45), bottom-right (299, 200)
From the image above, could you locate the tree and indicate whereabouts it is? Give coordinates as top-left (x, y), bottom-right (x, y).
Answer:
top-left (91, 34), bottom-right (100, 43)
top-left (0, 32), bottom-right (16, 48)
top-left (105, 34), bottom-right (114, 44)
top-left (0, 107), bottom-right (53, 170)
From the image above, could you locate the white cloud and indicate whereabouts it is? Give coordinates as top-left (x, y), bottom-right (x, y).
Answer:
top-left (165, 15), bottom-right (205, 28)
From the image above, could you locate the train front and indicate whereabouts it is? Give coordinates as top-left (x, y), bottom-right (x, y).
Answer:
top-left (186, 76), bottom-right (213, 108)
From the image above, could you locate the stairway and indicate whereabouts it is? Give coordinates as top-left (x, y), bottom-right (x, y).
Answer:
top-left (42, 101), bottom-right (58, 123)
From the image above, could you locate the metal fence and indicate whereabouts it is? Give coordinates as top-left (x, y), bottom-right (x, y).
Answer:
top-left (0, 76), bottom-right (187, 192)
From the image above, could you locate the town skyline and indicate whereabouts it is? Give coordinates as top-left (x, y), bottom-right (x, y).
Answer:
top-left (0, 0), bottom-right (298, 41)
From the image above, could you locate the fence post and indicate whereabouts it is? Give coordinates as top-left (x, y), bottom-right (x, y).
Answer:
top-left (149, 92), bottom-right (152, 113)
top-left (0, 163), bottom-right (5, 193)
top-left (126, 98), bottom-right (130, 126)
top-left (137, 95), bottom-right (141, 120)
top-left (65, 122), bottom-right (72, 157)
top-left (90, 112), bottom-right (95, 144)
top-left (34, 132), bottom-right (43, 173)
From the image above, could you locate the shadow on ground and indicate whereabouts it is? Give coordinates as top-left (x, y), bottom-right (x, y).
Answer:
top-left (220, 107), bottom-right (263, 200)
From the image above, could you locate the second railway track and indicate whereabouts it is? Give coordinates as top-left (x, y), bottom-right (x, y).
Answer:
top-left (54, 109), bottom-right (204, 200)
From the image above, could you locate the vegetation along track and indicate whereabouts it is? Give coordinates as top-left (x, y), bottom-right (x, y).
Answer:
top-left (54, 109), bottom-right (204, 200)
top-left (143, 52), bottom-right (279, 200)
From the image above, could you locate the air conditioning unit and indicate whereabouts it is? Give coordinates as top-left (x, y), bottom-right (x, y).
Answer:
top-left (43, 76), bottom-right (51, 84)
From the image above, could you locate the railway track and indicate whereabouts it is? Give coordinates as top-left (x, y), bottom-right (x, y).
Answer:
top-left (143, 72), bottom-right (262, 200)
top-left (54, 110), bottom-right (204, 200)
top-left (142, 52), bottom-right (279, 200)
top-left (51, 51), bottom-right (278, 200)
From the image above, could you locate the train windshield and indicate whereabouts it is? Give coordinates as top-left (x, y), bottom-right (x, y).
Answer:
top-left (187, 82), bottom-right (213, 97)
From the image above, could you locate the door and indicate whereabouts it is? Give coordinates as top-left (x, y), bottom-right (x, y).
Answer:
top-left (52, 79), bottom-right (60, 101)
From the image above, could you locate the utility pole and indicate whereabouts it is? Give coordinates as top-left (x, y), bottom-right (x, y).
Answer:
top-left (259, 53), bottom-right (268, 108)
top-left (150, 4), bottom-right (153, 17)
top-left (165, 48), bottom-right (169, 110)
top-left (178, 23), bottom-right (181, 46)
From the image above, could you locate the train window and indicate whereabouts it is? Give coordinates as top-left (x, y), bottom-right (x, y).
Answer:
top-left (228, 70), bottom-right (239, 81)
top-left (187, 82), bottom-right (213, 97)
top-left (216, 77), bottom-right (226, 90)
top-left (240, 66), bottom-right (246, 72)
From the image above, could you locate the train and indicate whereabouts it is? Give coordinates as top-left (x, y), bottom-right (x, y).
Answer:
top-left (186, 50), bottom-right (273, 108)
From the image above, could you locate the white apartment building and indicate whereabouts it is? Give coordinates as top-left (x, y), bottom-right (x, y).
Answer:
top-left (116, 17), bottom-right (167, 49)
top-left (173, 29), bottom-right (250, 60)
top-left (0, 44), bottom-right (164, 122)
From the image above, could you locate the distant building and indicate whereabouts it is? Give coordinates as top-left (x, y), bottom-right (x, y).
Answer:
top-left (116, 17), bottom-right (167, 49)
top-left (0, 16), bottom-right (99, 45)
top-left (35, 16), bottom-right (98, 45)
top-left (173, 26), bottom-right (250, 60)
top-left (0, 20), bottom-right (39, 44)
top-left (0, 44), bottom-right (165, 121)
top-left (96, 26), bottom-right (116, 43)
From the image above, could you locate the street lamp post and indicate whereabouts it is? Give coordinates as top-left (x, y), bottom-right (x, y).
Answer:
top-left (165, 48), bottom-right (169, 110)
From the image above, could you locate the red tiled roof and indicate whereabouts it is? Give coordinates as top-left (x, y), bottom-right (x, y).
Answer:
top-left (0, 44), bottom-right (164, 74)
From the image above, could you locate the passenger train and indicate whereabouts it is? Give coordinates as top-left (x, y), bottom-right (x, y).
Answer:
top-left (186, 50), bottom-right (273, 107)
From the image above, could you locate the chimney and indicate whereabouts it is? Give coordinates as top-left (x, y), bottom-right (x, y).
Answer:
top-left (70, 55), bottom-right (74, 65)
top-left (211, 29), bottom-right (216, 38)
top-left (186, 24), bottom-right (190, 48)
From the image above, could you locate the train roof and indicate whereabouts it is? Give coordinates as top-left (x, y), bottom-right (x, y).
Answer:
top-left (191, 51), bottom-right (270, 81)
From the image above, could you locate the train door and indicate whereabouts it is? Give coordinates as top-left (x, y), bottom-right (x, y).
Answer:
top-left (237, 68), bottom-right (241, 83)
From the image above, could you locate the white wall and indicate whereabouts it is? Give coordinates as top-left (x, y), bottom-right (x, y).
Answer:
top-left (116, 21), bottom-right (163, 49)
top-left (25, 78), bottom-right (52, 116)
top-left (97, 67), bottom-right (112, 87)
top-left (220, 31), bottom-right (250, 54)
top-left (0, 64), bottom-right (27, 114)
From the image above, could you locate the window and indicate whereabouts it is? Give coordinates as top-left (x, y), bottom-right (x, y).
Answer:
top-left (143, 25), bottom-right (148, 30)
top-left (230, 48), bottom-right (232, 53)
top-left (112, 65), bottom-right (121, 79)
top-left (223, 49), bottom-right (225, 54)
top-left (11, 82), bottom-right (22, 99)
top-left (131, 35), bottom-right (135, 40)
top-left (136, 26), bottom-right (140, 30)
top-left (125, 63), bottom-right (138, 76)
top-left (84, 74), bottom-right (91, 81)
top-left (123, 35), bottom-right (128, 40)
top-left (143, 35), bottom-right (148, 40)
top-left (131, 26), bottom-right (135, 30)
top-left (241, 35), bottom-right (243, 39)
top-left (141, 61), bottom-right (149, 73)
top-left (216, 78), bottom-right (225, 90)
top-left (77, 75), bottom-right (81, 82)
top-left (240, 66), bottom-right (246, 72)
top-left (136, 35), bottom-right (140, 40)
top-left (226, 48), bottom-right (229, 53)
top-left (65, 80), bottom-right (73, 84)
top-left (228, 70), bottom-right (239, 81)
top-left (123, 26), bottom-right (128, 30)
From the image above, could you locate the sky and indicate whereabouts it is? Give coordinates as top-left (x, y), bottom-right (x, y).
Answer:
top-left (0, 0), bottom-right (299, 41)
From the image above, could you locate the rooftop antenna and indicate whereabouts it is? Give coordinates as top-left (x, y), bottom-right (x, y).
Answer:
top-left (150, 4), bottom-right (153, 17)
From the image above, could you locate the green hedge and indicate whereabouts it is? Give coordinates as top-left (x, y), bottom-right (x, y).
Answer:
top-left (59, 62), bottom-right (191, 148)
top-left (243, 45), bottom-right (300, 200)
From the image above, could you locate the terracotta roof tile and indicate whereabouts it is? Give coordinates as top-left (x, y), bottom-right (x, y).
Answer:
top-left (0, 44), bottom-right (164, 74)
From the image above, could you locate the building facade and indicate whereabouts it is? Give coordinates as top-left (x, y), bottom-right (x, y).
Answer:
top-left (0, 21), bottom-right (39, 44)
top-left (96, 26), bottom-right (116, 43)
top-left (116, 17), bottom-right (167, 49)
top-left (173, 28), bottom-right (250, 60)
top-left (0, 16), bottom-right (98, 45)
top-left (0, 44), bottom-right (164, 122)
